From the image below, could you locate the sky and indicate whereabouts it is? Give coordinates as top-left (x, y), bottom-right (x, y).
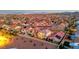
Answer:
top-left (0, 10), bottom-right (78, 14)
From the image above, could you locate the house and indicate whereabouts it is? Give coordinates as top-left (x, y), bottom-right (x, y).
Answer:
top-left (53, 31), bottom-right (65, 42)
top-left (46, 31), bottom-right (65, 43)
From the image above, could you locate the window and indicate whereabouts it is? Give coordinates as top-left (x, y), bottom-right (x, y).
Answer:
top-left (55, 35), bottom-right (61, 39)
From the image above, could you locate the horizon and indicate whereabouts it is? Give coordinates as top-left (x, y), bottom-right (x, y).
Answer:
top-left (0, 10), bottom-right (78, 14)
